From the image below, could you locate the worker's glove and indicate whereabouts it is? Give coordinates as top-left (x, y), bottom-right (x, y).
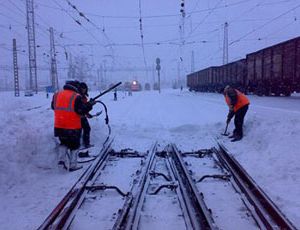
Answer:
top-left (86, 113), bottom-right (93, 119)
top-left (88, 99), bottom-right (97, 106)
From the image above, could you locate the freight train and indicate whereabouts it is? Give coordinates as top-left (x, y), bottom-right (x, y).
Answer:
top-left (187, 36), bottom-right (300, 96)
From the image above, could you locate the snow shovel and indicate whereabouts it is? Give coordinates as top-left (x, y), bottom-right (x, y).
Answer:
top-left (222, 123), bottom-right (230, 136)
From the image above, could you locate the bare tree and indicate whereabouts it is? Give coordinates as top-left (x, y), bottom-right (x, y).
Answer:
top-left (68, 55), bottom-right (94, 82)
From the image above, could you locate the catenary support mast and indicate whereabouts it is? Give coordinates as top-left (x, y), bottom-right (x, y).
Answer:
top-left (223, 22), bottom-right (229, 65)
top-left (13, 39), bottom-right (20, 97)
top-left (26, 0), bottom-right (38, 93)
top-left (49, 27), bottom-right (59, 91)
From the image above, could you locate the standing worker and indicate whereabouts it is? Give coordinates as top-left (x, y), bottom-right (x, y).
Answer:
top-left (51, 80), bottom-right (95, 171)
top-left (79, 82), bottom-right (94, 148)
top-left (114, 88), bottom-right (117, 101)
top-left (224, 85), bottom-right (250, 142)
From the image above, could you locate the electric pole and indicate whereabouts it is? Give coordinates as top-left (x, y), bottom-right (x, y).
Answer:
top-left (191, 50), bottom-right (195, 72)
top-left (12, 39), bottom-right (20, 97)
top-left (49, 27), bottom-right (58, 91)
top-left (26, 0), bottom-right (38, 93)
top-left (223, 22), bottom-right (229, 65)
top-left (103, 60), bottom-right (107, 87)
top-left (156, 58), bottom-right (161, 93)
top-left (179, 0), bottom-right (186, 87)
top-left (68, 53), bottom-right (74, 79)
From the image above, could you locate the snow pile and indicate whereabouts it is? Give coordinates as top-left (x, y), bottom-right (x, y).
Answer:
top-left (0, 89), bottom-right (299, 229)
top-left (0, 93), bottom-right (56, 188)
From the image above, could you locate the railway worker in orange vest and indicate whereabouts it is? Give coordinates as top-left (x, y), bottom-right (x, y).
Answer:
top-left (224, 85), bottom-right (250, 142)
top-left (51, 80), bottom-right (95, 171)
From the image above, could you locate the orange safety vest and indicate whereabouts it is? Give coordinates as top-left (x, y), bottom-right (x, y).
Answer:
top-left (53, 90), bottom-right (81, 129)
top-left (225, 89), bottom-right (250, 112)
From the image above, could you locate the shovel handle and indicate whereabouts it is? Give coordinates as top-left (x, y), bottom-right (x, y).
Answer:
top-left (222, 123), bottom-right (229, 135)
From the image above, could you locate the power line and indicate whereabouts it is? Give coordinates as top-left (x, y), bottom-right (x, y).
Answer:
top-left (52, 0), bottom-right (103, 47)
top-left (229, 3), bottom-right (300, 45)
top-left (63, 0), bottom-right (116, 63)
top-left (188, 0), bottom-right (224, 37)
top-left (34, 0), bottom-right (259, 19)
top-left (260, 16), bottom-right (298, 40)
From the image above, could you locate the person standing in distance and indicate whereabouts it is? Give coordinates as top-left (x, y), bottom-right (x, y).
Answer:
top-left (224, 85), bottom-right (250, 142)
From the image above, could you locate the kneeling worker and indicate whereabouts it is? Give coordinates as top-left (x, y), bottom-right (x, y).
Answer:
top-left (51, 80), bottom-right (95, 171)
top-left (224, 85), bottom-right (250, 142)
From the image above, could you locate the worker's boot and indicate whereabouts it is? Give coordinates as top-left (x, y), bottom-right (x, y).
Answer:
top-left (231, 135), bottom-right (242, 142)
top-left (69, 150), bottom-right (83, 172)
top-left (64, 149), bottom-right (72, 171)
top-left (58, 145), bottom-right (67, 166)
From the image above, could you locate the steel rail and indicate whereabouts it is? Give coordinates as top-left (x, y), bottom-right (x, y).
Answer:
top-left (113, 143), bottom-right (202, 230)
top-left (112, 142), bottom-right (158, 230)
top-left (214, 142), bottom-right (296, 230)
top-left (164, 151), bottom-right (194, 230)
top-left (168, 144), bottom-right (218, 230)
top-left (37, 138), bottom-right (114, 230)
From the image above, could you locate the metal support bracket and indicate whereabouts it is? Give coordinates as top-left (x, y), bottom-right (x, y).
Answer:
top-left (86, 185), bottom-right (129, 197)
top-left (182, 149), bottom-right (213, 158)
top-left (149, 171), bottom-right (172, 181)
top-left (109, 149), bottom-right (145, 158)
top-left (148, 183), bottom-right (178, 195)
top-left (155, 150), bottom-right (168, 158)
top-left (196, 174), bottom-right (231, 183)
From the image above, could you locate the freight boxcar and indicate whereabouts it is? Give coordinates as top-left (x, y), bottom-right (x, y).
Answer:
top-left (246, 37), bottom-right (300, 96)
top-left (217, 59), bottom-right (247, 92)
top-left (187, 67), bottom-right (220, 92)
top-left (187, 36), bottom-right (300, 96)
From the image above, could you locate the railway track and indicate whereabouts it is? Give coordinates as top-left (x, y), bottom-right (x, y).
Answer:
top-left (38, 141), bottom-right (296, 230)
top-left (113, 144), bottom-right (216, 230)
top-left (181, 142), bottom-right (296, 230)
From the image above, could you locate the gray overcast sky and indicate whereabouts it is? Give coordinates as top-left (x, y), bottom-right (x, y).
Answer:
top-left (1, 0), bottom-right (300, 87)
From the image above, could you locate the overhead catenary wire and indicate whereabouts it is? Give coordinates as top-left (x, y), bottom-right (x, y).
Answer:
top-left (187, 0), bottom-right (224, 38)
top-left (63, 0), bottom-right (115, 49)
top-left (52, 0), bottom-right (104, 48)
top-left (197, 1), bottom-right (300, 68)
top-left (138, 0), bottom-right (148, 72)
top-left (34, 0), bottom-right (265, 19)
top-left (62, 0), bottom-right (125, 69)
top-left (229, 3), bottom-right (300, 45)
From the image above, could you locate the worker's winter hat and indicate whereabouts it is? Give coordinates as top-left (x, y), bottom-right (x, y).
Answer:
top-left (79, 82), bottom-right (89, 96)
top-left (80, 82), bottom-right (88, 90)
top-left (224, 85), bottom-right (231, 93)
top-left (65, 80), bottom-right (80, 91)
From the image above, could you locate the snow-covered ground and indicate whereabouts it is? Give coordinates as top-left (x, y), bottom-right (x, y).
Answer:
top-left (0, 88), bottom-right (299, 229)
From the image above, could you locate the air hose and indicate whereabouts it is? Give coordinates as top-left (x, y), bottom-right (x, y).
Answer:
top-left (77, 100), bottom-right (111, 164)
top-left (95, 100), bottom-right (111, 149)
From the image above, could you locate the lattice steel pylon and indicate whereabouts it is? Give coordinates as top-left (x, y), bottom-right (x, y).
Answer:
top-left (26, 0), bottom-right (38, 93)
top-left (223, 22), bottom-right (229, 65)
top-left (13, 39), bottom-right (20, 97)
top-left (49, 27), bottom-right (59, 91)
top-left (191, 50), bottom-right (195, 72)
